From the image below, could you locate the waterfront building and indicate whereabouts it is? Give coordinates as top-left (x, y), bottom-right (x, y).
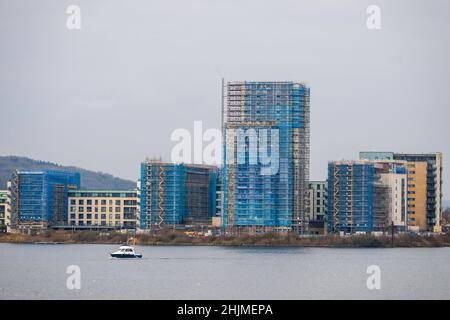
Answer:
top-left (222, 81), bottom-right (310, 233)
top-left (10, 170), bottom-right (80, 229)
top-left (68, 190), bottom-right (138, 228)
top-left (376, 160), bottom-right (408, 230)
top-left (307, 181), bottom-right (327, 221)
top-left (327, 160), bottom-right (390, 234)
top-left (0, 190), bottom-right (10, 231)
top-left (306, 181), bottom-right (327, 235)
top-left (140, 160), bottom-right (217, 230)
top-left (360, 152), bottom-right (443, 232)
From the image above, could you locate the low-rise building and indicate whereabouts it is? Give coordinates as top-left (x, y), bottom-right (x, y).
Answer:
top-left (0, 190), bottom-right (10, 231)
top-left (68, 190), bottom-right (139, 228)
top-left (140, 160), bottom-right (218, 230)
top-left (327, 160), bottom-right (390, 234)
top-left (10, 170), bottom-right (80, 230)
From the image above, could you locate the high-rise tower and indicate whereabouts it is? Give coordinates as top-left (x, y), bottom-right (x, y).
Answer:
top-left (222, 81), bottom-right (310, 234)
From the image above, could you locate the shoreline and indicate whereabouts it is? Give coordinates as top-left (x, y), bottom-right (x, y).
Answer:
top-left (1, 242), bottom-right (449, 249)
top-left (1, 231), bottom-right (449, 248)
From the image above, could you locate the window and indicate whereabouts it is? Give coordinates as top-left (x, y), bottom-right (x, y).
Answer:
top-left (87, 200), bottom-right (92, 205)
top-left (101, 200), bottom-right (106, 206)
top-left (115, 200), bottom-right (121, 206)
top-left (70, 199), bottom-right (76, 205)
top-left (115, 207), bottom-right (121, 213)
top-left (78, 199), bottom-right (84, 205)
top-left (115, 214), bottom-right (120, 220)
top-left (86, 207), bottom-right (92, 212)
top-left (78, 207), bottom-right (84, 212)
top-left (101, 207), bottom-right (106, 213)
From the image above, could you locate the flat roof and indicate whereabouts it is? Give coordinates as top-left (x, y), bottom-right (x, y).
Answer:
top-left (69, 189), bottom-right (135, 192)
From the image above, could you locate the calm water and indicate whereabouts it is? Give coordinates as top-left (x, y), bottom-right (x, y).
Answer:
top-left (0, 244), bottom-right (449, 299)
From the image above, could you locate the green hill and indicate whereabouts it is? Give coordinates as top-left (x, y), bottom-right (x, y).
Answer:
top-left (0, 156), bottom-right (135, 190)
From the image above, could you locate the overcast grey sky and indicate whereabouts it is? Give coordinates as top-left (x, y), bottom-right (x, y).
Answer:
top-left (0, 0), bottom-right (449, 197)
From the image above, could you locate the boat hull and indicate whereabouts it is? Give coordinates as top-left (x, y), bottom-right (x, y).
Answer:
top-left (110, 253), bottom-right (142, 258)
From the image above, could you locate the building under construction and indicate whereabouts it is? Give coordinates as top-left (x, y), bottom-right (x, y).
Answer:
top-left (327, 161), bottom-right (391, 234)
top-left (139, 160), bottom-right (217, 230)
top-left (360, 152), bottom-right (443, 232)
top-left (222, 81), bottom-right (310, 234)
top-left (10, 170), bottom-right (80, 230)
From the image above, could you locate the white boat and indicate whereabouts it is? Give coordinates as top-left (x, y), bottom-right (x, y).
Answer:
top-left (110, 245), bottom-right (142, 258)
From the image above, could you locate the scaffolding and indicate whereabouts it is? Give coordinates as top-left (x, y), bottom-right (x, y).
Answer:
top-left (222, 81), bottom-right (310, 234)
top-left (331, 165), bottom-right (340, 232)
top-left (10, 170), bottom-right (80, 230)
top-left (327, 161), bottom-right (391, 233)
top-left (140, 160), bottom-right (217, 230)
top-left (12, 170), bottom-right (19, 227)
top-left (157, 165), bottom-right (165, 228)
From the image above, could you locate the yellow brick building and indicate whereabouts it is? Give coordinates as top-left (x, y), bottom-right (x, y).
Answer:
top-left (361, 152), bottom-right (443, 232)
top-left (406, 162), bottom-right (428, 231)
top-left (68, 190), bottom-right (138, 228)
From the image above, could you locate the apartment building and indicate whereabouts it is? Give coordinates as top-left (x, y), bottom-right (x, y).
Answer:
top-left (360, 152), bottom-right (443, 232)
top-left (68, 190), bottom-right (138, 228)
